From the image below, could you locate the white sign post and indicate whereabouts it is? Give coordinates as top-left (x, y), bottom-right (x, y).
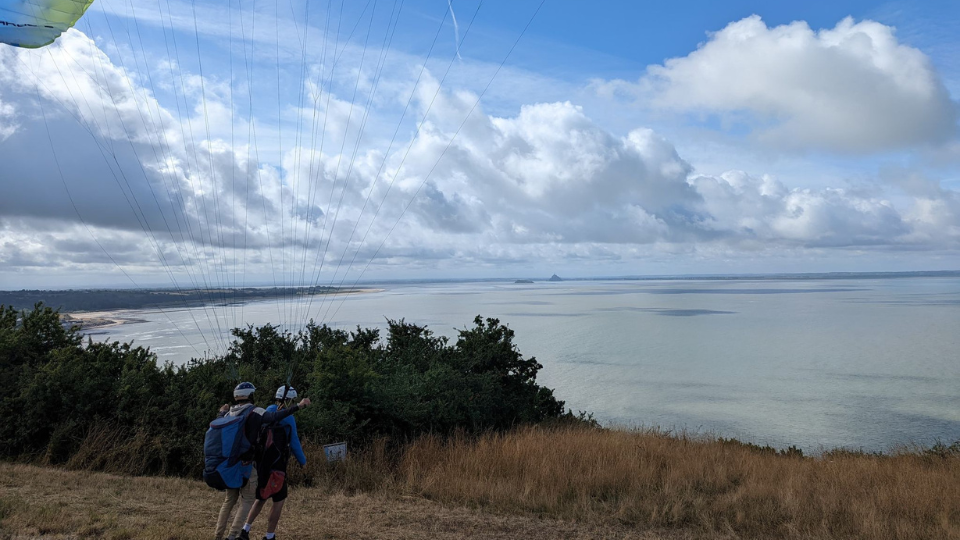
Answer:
top-left (323, 441), bottom-right (347, 462)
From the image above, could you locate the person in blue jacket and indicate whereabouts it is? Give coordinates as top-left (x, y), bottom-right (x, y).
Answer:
top-left (238, 385), bottom-right (308, 540)
top-left (214, 382), bottom-right (310, 540)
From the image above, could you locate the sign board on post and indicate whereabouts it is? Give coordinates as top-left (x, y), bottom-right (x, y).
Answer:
top-left (323, 441), bottom-right (347, 462)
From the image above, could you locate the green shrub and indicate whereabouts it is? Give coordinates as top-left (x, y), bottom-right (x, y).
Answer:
top-left (0, 304), bottom-right (569, 476)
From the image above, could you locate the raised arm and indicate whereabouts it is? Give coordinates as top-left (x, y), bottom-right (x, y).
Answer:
top-left (287, 417), bottom-right (306, 466)
top-left (259, 397), bottom-right (311, 424)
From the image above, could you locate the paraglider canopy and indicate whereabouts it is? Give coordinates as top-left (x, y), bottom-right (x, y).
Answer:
top-left (0, 0), bottom-right (94, 48)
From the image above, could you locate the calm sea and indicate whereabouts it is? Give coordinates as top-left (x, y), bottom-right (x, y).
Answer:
top-left (88, 276), bottom-right (960, 453)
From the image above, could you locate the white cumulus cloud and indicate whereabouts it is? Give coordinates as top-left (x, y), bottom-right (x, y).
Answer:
top-left (692, 171), bottom-right (908, 247)
top-left (2, 26), bottom-right (960, 288)
top-left (0, 96), bottom-right (16, 141)
top-left (599, 15), bottom-right (958, 153)
top-left (406, 101), bottom-right (703, 244)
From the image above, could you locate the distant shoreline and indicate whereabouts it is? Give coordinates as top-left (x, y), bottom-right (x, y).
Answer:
top-left (4, 269), bottom-right (959, 295)
top-left (60, 289), bottom-right (384, 333)
top-left (0, 286), bottom-right (382, 319)
top-left (57, 288), bottom-right (384, 330)
top-left (312, 269), bottom-right (960, 286)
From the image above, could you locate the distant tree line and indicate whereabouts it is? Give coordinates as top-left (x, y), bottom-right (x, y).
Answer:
top-left (0, 303), bottom-right (572, 476)
top-left (0, 287), bottom-right (341, 313)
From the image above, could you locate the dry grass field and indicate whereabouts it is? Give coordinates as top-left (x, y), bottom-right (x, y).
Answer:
top-left (3, 426), bottom-right (960, 539)
top-left (0, 462), bottom-right (685, 540)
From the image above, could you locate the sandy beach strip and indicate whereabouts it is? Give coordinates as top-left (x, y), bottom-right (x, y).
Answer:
top-left (60, 288), bottom-right (383, 329)
top-left (60, 311), bottom-right (147, 329)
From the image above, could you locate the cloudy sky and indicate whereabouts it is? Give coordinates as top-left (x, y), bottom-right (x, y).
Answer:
top-left (0, 0), bottom-right (958, 289)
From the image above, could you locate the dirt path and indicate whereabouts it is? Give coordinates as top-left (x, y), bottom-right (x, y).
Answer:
top-left (0, 464), bottom-right (693, 540)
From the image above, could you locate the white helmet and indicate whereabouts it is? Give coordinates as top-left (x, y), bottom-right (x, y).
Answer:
top-left (275, 385), bottom-right (298, 400)
top-left (234, 382), bottom-right (256, 400)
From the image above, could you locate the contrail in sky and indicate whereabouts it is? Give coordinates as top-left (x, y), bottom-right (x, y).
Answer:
top-left (448, 0), bottom-right (462, 60)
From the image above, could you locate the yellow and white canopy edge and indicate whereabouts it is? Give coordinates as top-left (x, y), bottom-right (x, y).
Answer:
top-left (0, 0), bottom-right (94, 49)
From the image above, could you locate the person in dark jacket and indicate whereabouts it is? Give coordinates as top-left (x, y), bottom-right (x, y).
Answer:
top-left (214, 382), bottom-right (310, 540)
top-left (237, 385), bottom-right (308, 540)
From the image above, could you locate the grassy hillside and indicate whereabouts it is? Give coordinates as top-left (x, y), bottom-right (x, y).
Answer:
top-left (5, 305), bottom-right (960, 539)
top-left (0, 462), bottom-right (673, 540)
top-left (5, 426), bottom-right (960, 540)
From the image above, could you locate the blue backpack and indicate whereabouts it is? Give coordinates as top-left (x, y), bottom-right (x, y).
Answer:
top-left (203, 407), bottom-right (255, 490)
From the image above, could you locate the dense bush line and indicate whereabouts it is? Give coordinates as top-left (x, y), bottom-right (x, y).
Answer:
top-left (0, 303), bottom-right (571, 476)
